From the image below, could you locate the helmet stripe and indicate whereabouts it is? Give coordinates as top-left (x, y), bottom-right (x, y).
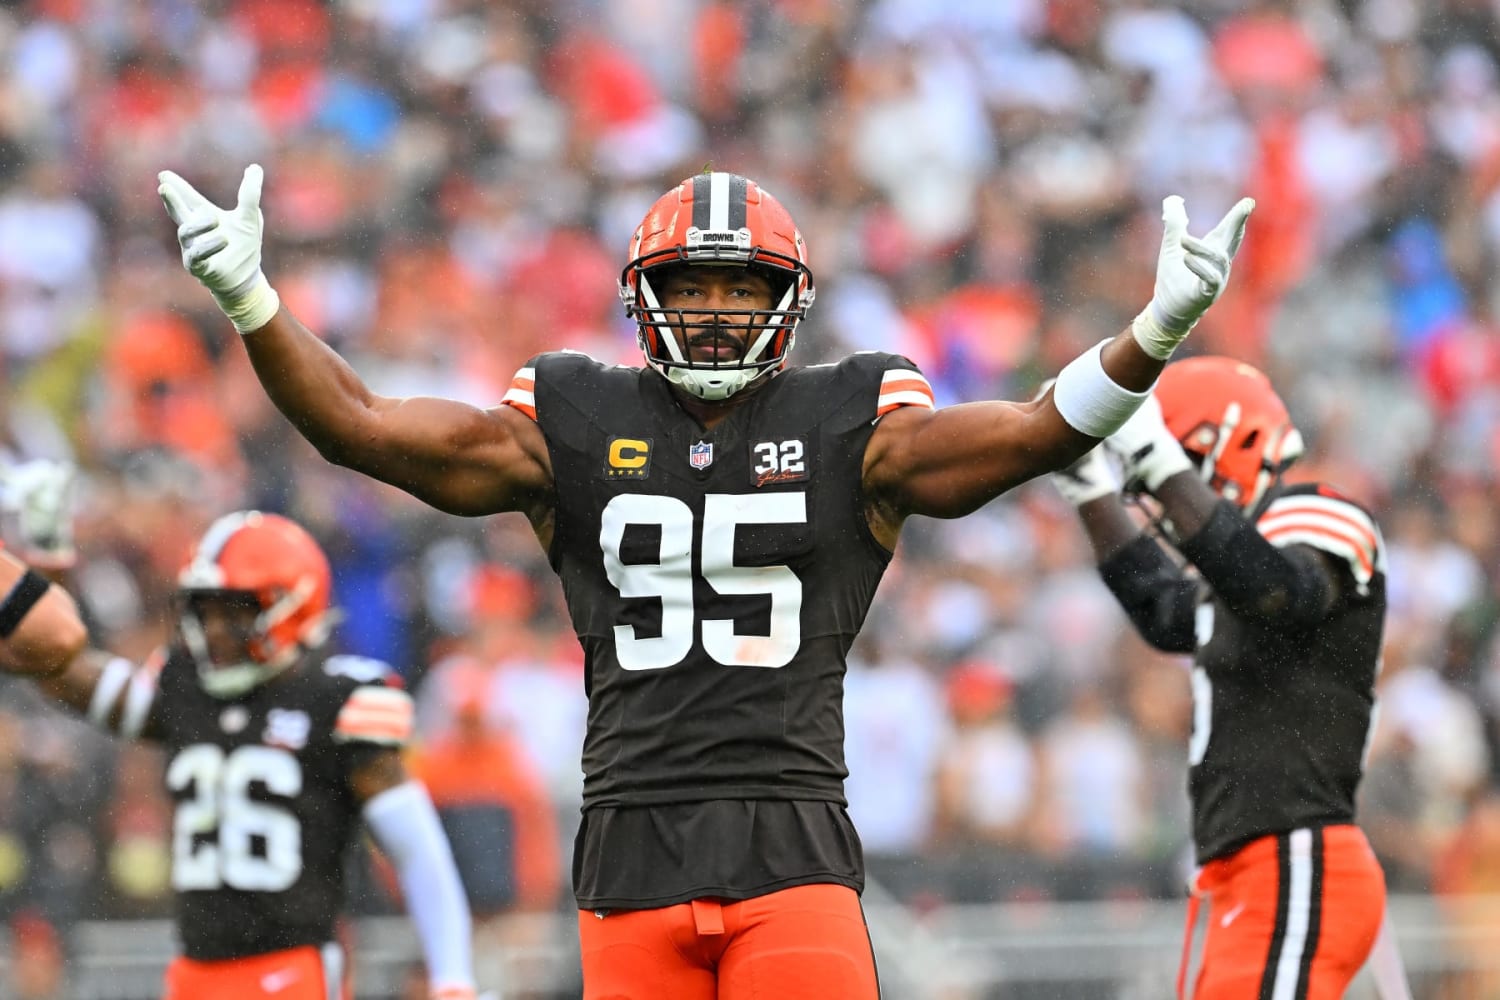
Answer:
top-left (691, 174), bottom-right (711, 230)
top-left (181, 510), bottom-right (257, 587)
top-left (727, 174), bottom-right (747, 229)
top-left (692, 172), bottom-right (749, 233)
top-left (709, 171), bottom-right (731, 230)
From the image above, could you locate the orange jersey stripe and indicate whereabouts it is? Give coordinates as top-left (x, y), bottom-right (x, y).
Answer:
top-left (876, 370), bottom-right (934, 416)
top-left (1258, 495), bottom-right (1382, 584)
top-left (334, 687), bottom-right (414, 746)
top-left (1262, 523), bottom-right (1375, 577)
top-left (501, 367), bottom-right (538, 421)
top-left (1260, 501), bottom-right (1379, 552)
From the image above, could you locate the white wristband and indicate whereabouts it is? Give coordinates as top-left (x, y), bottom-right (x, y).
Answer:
top-left (1053, 340), bottom-right (1153, 438)
top-left (214, 273), bottom-right (281, 334)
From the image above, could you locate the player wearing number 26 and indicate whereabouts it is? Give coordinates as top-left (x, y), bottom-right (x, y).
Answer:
top-left (0, 511), bottom-right (480, 1000)
top-left (1050, 358), bottom-right (1400, 1000)
top-left (157, 161), bottom-right (1252, 999)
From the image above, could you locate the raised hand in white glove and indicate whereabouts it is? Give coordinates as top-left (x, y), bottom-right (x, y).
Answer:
top-left (1, 459), bottom-right (78, 570)
top-left (1132, 195), bottom-right (1255, 360)
top-left (1052, 445), bottom-right (1120, 508)
top-left (1103, 392), bottom-right (1193, 495)
top-left (157, 164), bottom-right (281, 333)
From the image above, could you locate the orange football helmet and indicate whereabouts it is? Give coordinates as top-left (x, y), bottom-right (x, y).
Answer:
top-left (176, 511), bottom-right (334, 698)
top-left (1155, 356), bottom-right (1304, 510)
top-left (619, 172), bottom-right (815, 401)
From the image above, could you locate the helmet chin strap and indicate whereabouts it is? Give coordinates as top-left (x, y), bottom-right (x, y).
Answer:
top-left (667, 365), bottom-right (758, 401)
top-left (180, 610), bottom-right (285, 699)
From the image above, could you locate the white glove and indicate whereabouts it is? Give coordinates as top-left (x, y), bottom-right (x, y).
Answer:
top-left (156, 164), bottom-right (281, 333)
top-left (1132, 195), bottom-right (1255, 359)
top-left (1052, 445), bottom-right (1120, 507)
top-left (1, 459), bottom-right (77, 570)
top-left (1103, 393), bottom-right (1193, 494)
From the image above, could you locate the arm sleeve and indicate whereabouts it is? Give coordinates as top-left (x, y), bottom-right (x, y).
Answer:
top-left (363, 781), bottom-right (476, 993)
top-left (1097, 534), bottom-right (1199, 654)
top-left (1177, 500), bottom-right (1338, 627)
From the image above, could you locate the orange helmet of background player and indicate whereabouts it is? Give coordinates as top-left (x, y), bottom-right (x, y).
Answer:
top-left (176, 511), bottom-right (335, 698)
top-left (1155, 356), bottom-right (1305, 510)
top-left (619, 171), bottom-right (815, 401)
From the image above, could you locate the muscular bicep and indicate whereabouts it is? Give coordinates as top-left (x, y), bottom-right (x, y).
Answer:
top-left (243, 312), bottom-right (552, 517)
top-left (339, 397), bottom-right (553, 518)
top-left (864, 396), bottom-right (1094, 524)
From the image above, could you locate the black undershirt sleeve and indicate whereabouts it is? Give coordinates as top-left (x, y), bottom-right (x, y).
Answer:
top-left (1098, 535), bottom-right (1199, 654)
top-left (1176, 500), bottom-right (1339, 627)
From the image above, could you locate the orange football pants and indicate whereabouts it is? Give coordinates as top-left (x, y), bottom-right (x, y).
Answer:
top-left (1181, 824), bottom-right (1386, 1000)
top-left (578, 883), bottom-right (880, 1000)
top-left (162, 943), bottom-right (348, 1000)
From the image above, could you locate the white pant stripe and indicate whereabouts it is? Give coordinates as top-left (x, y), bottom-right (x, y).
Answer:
top-left (321, 941), bottom-right (345, 1000)
top-left (1270, 828), bottom-right (1314, 1000)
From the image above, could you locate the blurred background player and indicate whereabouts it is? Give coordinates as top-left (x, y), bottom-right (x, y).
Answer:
top-left (0, 509), bottom-right (480, 1000)
top-left (154, 157), bottom-right (1249, 1000)
top-left (1050, 356), bottom-right (1406, 999)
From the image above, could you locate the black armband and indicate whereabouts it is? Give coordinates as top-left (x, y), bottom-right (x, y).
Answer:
top-left (1178, 500), bottom-right (1335, 625)
top-left (0, 569), bottom-right (51, 639)
top-left (1098, 534), bottom-right (1198, 653)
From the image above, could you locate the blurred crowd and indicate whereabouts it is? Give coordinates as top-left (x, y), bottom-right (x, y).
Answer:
top-left (1, 0), bottom-right (1499, 985)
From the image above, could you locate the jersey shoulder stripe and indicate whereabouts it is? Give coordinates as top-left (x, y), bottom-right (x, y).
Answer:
top-left (1257, 488), bottom-right (1385, 593)
top-left (501, 366), bottom-right (537, 421)
top-left (876, 366), bottom-right (934, 416)
top-left (333, 684), bottom-right (414, 746)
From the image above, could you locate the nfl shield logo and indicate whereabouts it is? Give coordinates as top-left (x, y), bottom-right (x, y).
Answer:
top-left (690, 441), bottom-right (714, 469)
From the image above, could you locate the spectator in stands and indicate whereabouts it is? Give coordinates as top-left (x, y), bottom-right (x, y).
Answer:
top-left (931, 661), bottom-right (1045, 903)
top-left (409, 657), bottom-right (561, 994)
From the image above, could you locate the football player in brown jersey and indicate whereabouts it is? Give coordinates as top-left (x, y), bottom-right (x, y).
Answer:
top-left (1052, 357), bottom-right (1409, 1000)
top-left (0, 511), bottom-right (481, 1000)
top-left (157, 162), bottom-right (1251, 999)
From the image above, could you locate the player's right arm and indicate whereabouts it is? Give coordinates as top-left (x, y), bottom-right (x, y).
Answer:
top-left (156, 165), bottom-right (553, 520)
top-left (243, 308), bottom-right (551, 518)
top-left (1049, 446), bottom-right (1199, 654)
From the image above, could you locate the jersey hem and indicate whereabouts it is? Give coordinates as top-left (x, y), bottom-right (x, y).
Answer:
top-left (582, 788), bottom-right (847, 809)
top-left (575, 872), bottom-right (864, 912)
top-left (1196, 813), bottom-right (1356, 864)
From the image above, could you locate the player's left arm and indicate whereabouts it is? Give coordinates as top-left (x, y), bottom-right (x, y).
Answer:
top-left (1153, 470), bottom-right (1353, 624)
top-left (863, 334), bottom-right (1157, 545)
top-left (864, 195), bottom-right (1254, 535)
top-left (0, 547), bottom-right (88, 677)
top-left (343, 687), bottom-right (478, 1000)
